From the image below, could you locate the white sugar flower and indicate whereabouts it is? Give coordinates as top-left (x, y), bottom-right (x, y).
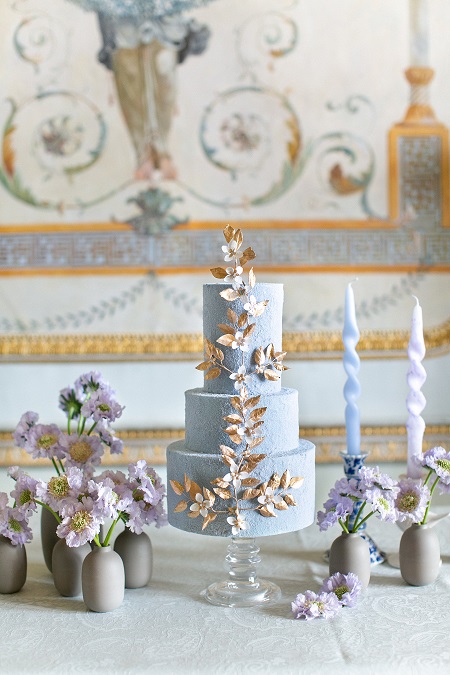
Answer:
top-left (257, 487), bottom-right (284, 514)
top-left (229, 365), bottom-right (251, 390)
top-left (226, 513), bottom-right (248, 535)
top-left (190, 493), bottom-right (213, 517)
top-left (223, 460), bottom-right (250, 490)
top-left (243, 294), bottom-right (258, 316)
top-left (224, 266), bottom-right (244, 290)
top-left (237, 420), bottom-right (257, 443)
top-left (231, 331), bottom-right (249, 352)
top-left (222, 239), bottom-right (241, 263)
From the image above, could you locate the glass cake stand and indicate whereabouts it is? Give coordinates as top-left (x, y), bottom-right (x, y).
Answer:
top-left (202, 537), bottom-right (281, 607)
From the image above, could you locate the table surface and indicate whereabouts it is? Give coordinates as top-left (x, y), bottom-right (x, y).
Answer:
top-left (1, 464), bottom-right (450, 675)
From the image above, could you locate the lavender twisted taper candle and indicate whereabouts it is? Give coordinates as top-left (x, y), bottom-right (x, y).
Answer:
top-left (343, 282), bottom-right (361, 455)
top-left (406, 296), bottom-right (427, 478)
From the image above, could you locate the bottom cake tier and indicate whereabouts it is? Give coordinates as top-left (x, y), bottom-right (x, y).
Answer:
top-left (167, 439), bottom-right (315, 537)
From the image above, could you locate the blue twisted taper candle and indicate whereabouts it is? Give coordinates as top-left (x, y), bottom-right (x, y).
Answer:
top-left (343, 282), bottom-right (361, 455)
top-left (406, 296), bottom-right (427, 478)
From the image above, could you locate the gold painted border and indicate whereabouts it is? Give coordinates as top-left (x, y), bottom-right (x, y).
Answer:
top-left (1, 319), bottom-right (449, 360)
top-left (1, 425), bottom-right (448, 466)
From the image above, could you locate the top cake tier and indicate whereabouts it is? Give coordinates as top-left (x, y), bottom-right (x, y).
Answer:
top-left (203, 282), bottom-right (283, 395)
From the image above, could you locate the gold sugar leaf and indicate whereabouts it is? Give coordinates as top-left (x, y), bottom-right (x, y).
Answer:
top-left (243, 454), bottom-right (266, 471)
top-left (211, 477), bottom-right (229, 488)
top-left (223, 224), bottom-right (235, 242)
top-left (202, 513), bottom-right (217, 530)
top-left (248, 436), bottom-right (265, 449)
top-left (221, 454), bottom-right (235, 468)
top-left (260, 481), bottom-right (268, 493)
top-left (196, 360), bottom-right (212, 371)
top-left (234, 229), bottom-right (243, 248)
top-left (266, 343), bottom-right (275, 360)
top-left (241, 477), bottom-right (260, 487)
top-left (224, 414), bottom-right (243, 424)
top-left (219, 444), bottom-right (237, 458)
top-left (259, 506), bottom-right (276, 518)
top-left (174, 499), bottom-right (188, 513)
top-left (229, 397), bottom-right (243, 412)
top-left (205, 367), bottom-right (221, 380)
top-left (189, 480), bottom-right (202, 502)
top-left (289, 476), bottom-right (305, 489)
top-left (238, 312), bottom-right (248, 328)
top-left (264, 369), bottom-right (281, 381)
top-left (229, 434), bottom-right (243, 445)
top-left (253, 301), bottom-right (269, 317)
top-left (170, 480), bottom-right (184, 496)
top-left (248, 267), bottom-right (256, 288)
top-left (243, 323), bottom-right (256, 339)
top-left (213, 346), bottom-right (224, 361)
top-left (217, 323), bottom-right (235, 335)
top-left (268, 473), bottom-right (281, 490)
top-left (184, 474), bottom-right (191, 492)
top-left (280, 470), bottom-right (291, 490)
top-left (203, 487), bottom-right (215, 505)
top-left (274, 499), bottom-right (288, 511)
top-left (254, 347), bottom-right (265, 366)
top-left (224, 425), bottom-right (238, 435)
top-left (227, 308), bottom-right (238, 324)
top-left (187, 511), bottom-right (200, 519)
top-left (217, 334), bottom-right (235, 347)
top-left (242, 488), bottom-right (261, 500)
top-left (252, 420), bottom-right (265, 430)
top-left (249, 407), bottom-right (267, 422)
top-left (213, 487), bottom-right (232, 500)
top-left (205, 338), bottom-right (215, 356)
top-left (284, 493), bottom-right (297, 507)
top-left (210, 267), bottom-right (228, 279)
top-left (245, 395), bottom-right (261, 409)
top-left (220, 288), bottom-right (240, 302)
top-left (274, 351), bottom-right (287, 360)
top-left (240, 246), bottom-right (256, 266)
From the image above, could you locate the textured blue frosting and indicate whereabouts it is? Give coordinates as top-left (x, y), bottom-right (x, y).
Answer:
top-left (185, 387), bottom-right (299, 455)
top-left (202, 283), bottom-right (283, 396)
top-left (167, 439), bottom-right (315, 537)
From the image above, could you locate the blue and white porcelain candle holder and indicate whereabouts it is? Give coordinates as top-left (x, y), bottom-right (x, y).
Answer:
top-left (340, 451), bottom-right (386, 565)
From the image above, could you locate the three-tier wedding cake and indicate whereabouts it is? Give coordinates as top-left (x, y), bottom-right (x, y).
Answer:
top-left (167, 226), bottom-right (315, 537)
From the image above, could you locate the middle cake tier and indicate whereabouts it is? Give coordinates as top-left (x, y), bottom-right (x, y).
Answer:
top-left (185, 387), bottom-right (299, 455)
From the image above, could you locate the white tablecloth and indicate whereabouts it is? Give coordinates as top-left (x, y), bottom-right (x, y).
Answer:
top-left (1, 465), bottom-right (450, 675)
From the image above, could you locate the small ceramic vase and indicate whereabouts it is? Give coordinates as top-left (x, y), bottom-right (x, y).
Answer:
top-left (52, 538), bottom-right (92, 597)
top-left (399, 523), bottom-right (440, 586)
top-left (41, 507), bottom-right (59, 572)
top-left (82, 546), bottom-right (125, 612)
top-left (114, 528), bottom-right (153, 589)
top-left (0, 535), bottom-right (27, 594)
top-left (329, 531), bottom-right (371, 589)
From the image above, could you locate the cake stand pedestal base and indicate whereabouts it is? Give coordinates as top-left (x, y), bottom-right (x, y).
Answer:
top-left (202, 537), bottom-right (281, 608)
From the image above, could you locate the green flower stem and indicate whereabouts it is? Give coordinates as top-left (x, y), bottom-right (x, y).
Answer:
top-left (351, 500), bottom-right (367, 532)
top-left (353, 510), bottom-right (375, 533)
top-left (58, 458), bottom-right (65, 474)
top-left (92, 534), bottom-right (102, 548)
top-left (421, 474), bottom-right (440, 525)
top-left (339, 517), bottom-right (350, 534)
top-left (87, 421), bottom-right (97, 436)
top-left (35, 500), bottom-right (61, 524)
top-left (423, 468), bottom-right (433, 486)
top-left (67, 411), bottom-right (73, 435)
top-left (51, 457), bottom-right (61, 476)
top-left (102, 515), bottom-right (122, 547)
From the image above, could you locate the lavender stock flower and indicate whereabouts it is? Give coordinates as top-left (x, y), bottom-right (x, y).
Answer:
top-left (320, 572), bottom-right (362, 607)
top-left (291, 590), bottom-right (341, 620)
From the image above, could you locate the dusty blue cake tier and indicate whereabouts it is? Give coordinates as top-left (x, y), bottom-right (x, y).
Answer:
top-left (167, 439), bottom-right (315, 537)
top-left (185, 387), bottom-right (299, 455)
top-left (203, 282), bottom-right (283, 395)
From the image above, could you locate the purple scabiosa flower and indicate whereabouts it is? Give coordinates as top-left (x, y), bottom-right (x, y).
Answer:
top-left (97, 423), bottom-right (124, 455)
top-left (58, 386), bottom-right (82, 420)
top-left (329, 476), bottom-right (362, 501)
top-left (0, 507), bottom-right (33, 545)
top-left (320, 572), bottom-right (362, 607)
top-left (36, 466), bottom-right (85, 512)
top-left (56, 497), bottom-right (102, 547)
top-left (358, 466), bottom-right (398, 492)
top-left (81, 390), bottom-right (124, 424)
top-left (291, 590), bottom-right (341, 620)
top-left (24, 423), bottom-right (64, 460)
top-left (74, 371), bottom-right (109, 395)
top-left (0, 492), bottom-right (8, 511)
top-left (9, 471), bottom-right (39, 514)
top-left (366, 488), bottom-right (397, 522)
top-left (317, 496), bottom-right (354, 532)
top-left (13, 411), bottom-right (39, 448)
top-left (60, 433), bottom-right (104, 472)
top-left (88, 477), bottom-right (132, 519)
top-left (421, 446), bottom-right (450, 487)
top-left (395, 477), bottom-right (430, 523)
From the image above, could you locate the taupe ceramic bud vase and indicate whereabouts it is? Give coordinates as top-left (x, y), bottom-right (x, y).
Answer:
top-left (41, 507), bottom-right (59, 572)
top-left (399, 523), bottom-right (440, 586)
top-left (52, 539), bottom-right (91, 597)
top-left (0, 535), bottom-right (27, 594)
top-left (329, 532), bottom-right (371, 589)
top-left (82, 546), bottom-right (125, 612)
top-left (114, 529), bottom-right (153, 589)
